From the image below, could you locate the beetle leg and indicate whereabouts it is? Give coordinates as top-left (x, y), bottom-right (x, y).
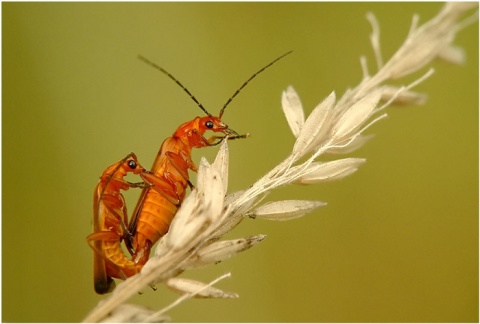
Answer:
top-left (127, 181), bottom-right (154, 189)
top-left (139, 172), bottom-right (181, 206)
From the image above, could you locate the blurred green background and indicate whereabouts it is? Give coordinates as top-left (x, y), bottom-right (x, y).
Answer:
top-left (2, 3), bottom-right (478, 322)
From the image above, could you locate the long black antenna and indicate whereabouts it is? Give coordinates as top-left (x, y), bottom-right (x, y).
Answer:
top-left (219, 50), bottom-right (293, 118)
top-left (138, 55), bottom-right (212, 117)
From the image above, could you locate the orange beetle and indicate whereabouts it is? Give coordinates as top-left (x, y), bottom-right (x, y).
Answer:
top-left (126, 52), bottom-right (292, 266)
top-left (86, 153), bottom-right (152, 294)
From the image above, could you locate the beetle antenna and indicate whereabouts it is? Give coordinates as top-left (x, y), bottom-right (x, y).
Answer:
top-left (219, 50), bottom-right (293, 118)
top-left (138, 55), bottom-right (212, 117)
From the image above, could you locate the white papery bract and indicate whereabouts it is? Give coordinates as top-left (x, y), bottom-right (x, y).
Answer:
top-left (188, 235), bottom-right (267, 268)
top-left (380, 86), bottom-right (427, 106)
top-left (437, 44), bottom-right (466, 65)
top-left (165, 277), bottom-right (238, 299)
top-left (164, 189), bottom-right (204, 251)
top-left (332, 91), bottom-right (381, 144)
top-left (282, 85), bottom-right (305, 138)
top-left (249, 200), bottom-right (326, 221)
top-left (292, 91), bottom-right (335, 157)
top-left (291, 158), bottom-right (366, 185)
top-left (212, 140), bottom-right (230, 195)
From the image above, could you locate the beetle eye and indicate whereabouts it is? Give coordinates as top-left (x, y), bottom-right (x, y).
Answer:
top-left (206, 121), bottom-right (214, 129)
top-left (127, 160), bottom-right (137, 169)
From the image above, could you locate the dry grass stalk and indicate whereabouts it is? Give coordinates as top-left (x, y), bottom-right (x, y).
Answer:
top-left (84, 3), bottom-right (478, 322)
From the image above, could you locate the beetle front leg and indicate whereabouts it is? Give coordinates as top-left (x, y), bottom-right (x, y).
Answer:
top-left (206, 133), bottom-right (250, 146)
